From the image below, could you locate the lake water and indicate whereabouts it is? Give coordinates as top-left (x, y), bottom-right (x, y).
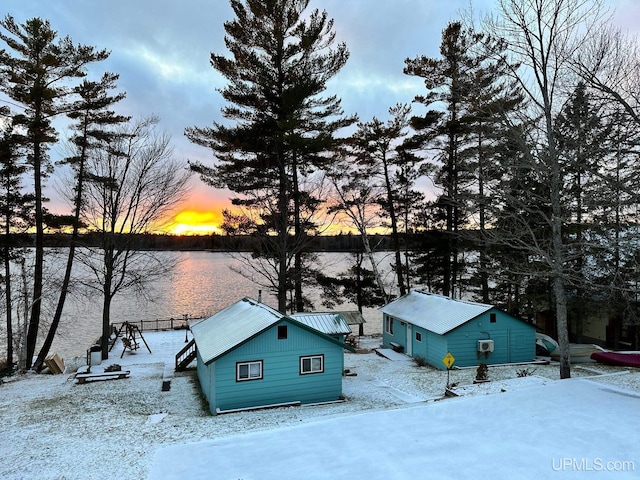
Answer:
top-left (44, 251), bottom-right (386, 359)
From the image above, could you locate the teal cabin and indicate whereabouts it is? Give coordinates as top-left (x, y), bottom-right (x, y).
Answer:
top-left (380, 291), bottom-right (536, 370)
top-left (190, 297), bottom-right (354, 415)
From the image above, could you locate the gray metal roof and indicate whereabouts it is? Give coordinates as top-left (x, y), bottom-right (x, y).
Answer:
top-left (337, 311), bottom-right (366, 325)
top-left (190, 297), bottom-right (285, 364)
top-left (380, 290), bottom-right (493, 335)
top-left (289, 312), bottom-right (352, 336)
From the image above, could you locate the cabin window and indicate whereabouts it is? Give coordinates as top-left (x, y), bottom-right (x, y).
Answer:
top-left (300, 355), bottom-right (324, 375)
top-left (385, 317), bottom-right (394, 335)
top-left (490, 313), bottom-right (497, 323)
top-left (415, 331), bottom-right (422, 342)
top-left (278, 325), bottom-right (288, 339)
top-left (236, 360), bottom-right (263, 381)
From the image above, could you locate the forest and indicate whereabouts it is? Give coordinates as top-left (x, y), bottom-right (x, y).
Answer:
top-left (1, 0), bottom-right (640, 378)
top-left (0, 232), bottom-right (416, 252)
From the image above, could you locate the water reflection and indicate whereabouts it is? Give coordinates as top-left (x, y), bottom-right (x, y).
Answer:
top-left (44, 251), bottom-right (385, 358)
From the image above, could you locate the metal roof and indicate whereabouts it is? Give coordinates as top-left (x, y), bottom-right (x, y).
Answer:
top-left (190, 298), bottom-right (356, 364)
top-left (380, 290), bottom-right (493, 335)
top-left (190, 297), bottom-right (285, 364)
top-left (289, 312), bottom-right (352, 336)
top-left (337, 311), bottom-right (366, 325)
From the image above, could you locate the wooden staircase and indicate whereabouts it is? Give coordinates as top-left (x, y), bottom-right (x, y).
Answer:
top-left (175, 338), bottom-right (197, 371)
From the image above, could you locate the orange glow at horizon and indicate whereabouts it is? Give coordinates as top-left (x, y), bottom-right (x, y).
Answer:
top-left (164, 209), bottom-right (391, 236)
top-left (167, 210), bottom-right (224, 235)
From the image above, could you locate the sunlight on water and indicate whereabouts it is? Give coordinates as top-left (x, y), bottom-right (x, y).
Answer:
top-left (38, 251), bottom-right (388, 359)
top-left (155, 251), bottom-right (266, 318)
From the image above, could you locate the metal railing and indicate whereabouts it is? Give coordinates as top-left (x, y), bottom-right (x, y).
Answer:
top-left (175, 339), bottom-right (197, 371)
top-left (111, 315), bottom-right (205, 333)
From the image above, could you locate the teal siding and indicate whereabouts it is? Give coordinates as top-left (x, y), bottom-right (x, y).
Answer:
top-left (204, 320), bottom-right (345, 413)
top-left (423, 330), bottom-right (448, 368)
top-left (382, 314), bottom-right (406, 349)
top-left (410, 326), bottom-right (429, 361)
top-left (381, 308), bottom-right (535, 370)
top-left (197, 350), bottom-right (215, 408)
top-left (435, 310), bottom-right (535, 370)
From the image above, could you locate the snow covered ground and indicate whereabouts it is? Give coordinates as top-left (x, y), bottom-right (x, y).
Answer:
top-left (1, 331), bottom-right (639, 479)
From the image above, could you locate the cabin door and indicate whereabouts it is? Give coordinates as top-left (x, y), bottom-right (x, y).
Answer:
top-left (406, 323), bottom-right (413, 356)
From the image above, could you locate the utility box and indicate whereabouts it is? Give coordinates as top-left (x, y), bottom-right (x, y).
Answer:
top-left (45, 353), bottom-right (65, 374)
top-left (88, 345), bottom-right (102, 366)
top-left (477, 339), bottom-right (495, 353)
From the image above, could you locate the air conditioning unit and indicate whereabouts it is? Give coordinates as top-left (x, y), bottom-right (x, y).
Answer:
top-left (477, 339), bottom-right (494, 353)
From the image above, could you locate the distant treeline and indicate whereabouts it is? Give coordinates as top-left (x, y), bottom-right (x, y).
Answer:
top-left (0, 232), bottom-right (434, 252)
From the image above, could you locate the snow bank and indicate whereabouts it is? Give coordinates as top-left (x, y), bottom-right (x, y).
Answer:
top-left (149, 379), bottom-right (640, 480)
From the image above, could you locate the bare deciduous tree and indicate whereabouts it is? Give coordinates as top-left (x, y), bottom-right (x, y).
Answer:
top-left (326, 150), bottom-right (391, 303)
top-left (79, 116), bottom-right (191, 359)
top-left (485, 0), bottom-right (606, 378)
top-left (573, 23), bottom-right (640, 124)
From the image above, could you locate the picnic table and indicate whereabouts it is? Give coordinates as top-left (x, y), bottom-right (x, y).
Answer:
top-left (75, 365), bottom-right (131, 384)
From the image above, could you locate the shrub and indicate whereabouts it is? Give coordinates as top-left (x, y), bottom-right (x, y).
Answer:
top-left (516, 367), bottom-right (537, 377)
top-left (413, 356), bottom-right (428, 367)
top-left (475, 362), bottom-right (489, 381)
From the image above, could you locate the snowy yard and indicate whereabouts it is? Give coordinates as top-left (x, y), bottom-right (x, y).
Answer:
top-left (1, 331), bottom-right (639, 479)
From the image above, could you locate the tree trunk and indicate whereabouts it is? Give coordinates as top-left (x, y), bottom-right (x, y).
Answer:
top-left (277, 163), bottom-right (288, 313)
top-left (33, 242), bottom-right (75, 371)
top-left (292, 153), bottom-right (304, 313)
top-left (381, 156), bottom-right (406, 297)
top-left (360, 231), bottom-right (389, 304)
top-left (34, 139), bottom-right (88, 371)
top-left (547, 93), bottom-right (571, 379)
top-left (3, 244), bottom-right (13, 368)
top-left (25, 136), bottom-right (44, 370)
top-left (478, 128), bottom-right (490, 303)
top-left (101, 247), bottom-right (114, 360)
top-left (101, 290), bottom-right (113, 360)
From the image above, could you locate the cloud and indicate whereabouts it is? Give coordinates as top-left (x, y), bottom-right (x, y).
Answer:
top-left (4, 0), bottom-right (636, 220)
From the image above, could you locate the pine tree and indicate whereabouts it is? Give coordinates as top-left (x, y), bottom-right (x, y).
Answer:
top-left (33, 73), bottom-right (128, 370)
top-left (405, 21), bottom-right (474, 297)
top-left (348, 104), bottom-right (416, 298)
top-left (590, 108), bottom-right (640, 348)
top-left (0, 110), bottom-right (34, 370)
top-left (554, 82), bottom-right (610, 342)
top-left (405, 21), bottom-right (522, 299)
top-left (0, 15), bottom-right (109, 369)
top-left (186, 0), bottom-right (353, 312)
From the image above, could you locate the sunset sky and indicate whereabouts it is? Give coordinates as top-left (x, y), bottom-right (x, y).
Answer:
top-left (3, 0), bottom-right (639, 235)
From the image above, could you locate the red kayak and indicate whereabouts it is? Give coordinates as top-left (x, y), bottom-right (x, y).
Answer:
top-left (590, 351), bottom-right (640, 367)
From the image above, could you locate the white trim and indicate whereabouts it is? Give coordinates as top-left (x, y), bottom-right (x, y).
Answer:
top-left (236, 360), bottom-right (263, 381)
top-left (385, 316), bottom-right (394, 335)
top-left (216, 401), bottom-right (301, 415)
top-left (300, 354), bottom-right (324, 374)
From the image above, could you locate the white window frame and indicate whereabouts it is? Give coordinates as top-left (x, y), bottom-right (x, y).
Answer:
top-left (236, 360), bottom-right (263, 382)
top-left (385, 316), bottom-right (394, 335)
top-left (300, 355), bottom-right (324, 375)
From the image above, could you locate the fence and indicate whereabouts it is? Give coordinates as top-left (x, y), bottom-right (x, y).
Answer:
top-left (111, 315), bottom-right (206, 333)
